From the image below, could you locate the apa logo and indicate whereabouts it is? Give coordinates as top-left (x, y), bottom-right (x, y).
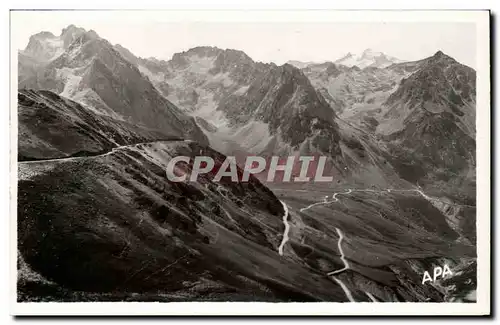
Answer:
top-left (422, 264), bottom-right (453, 284)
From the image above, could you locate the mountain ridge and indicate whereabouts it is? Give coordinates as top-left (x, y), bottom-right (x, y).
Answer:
top-left (18, 26), bottom-right (208, 146)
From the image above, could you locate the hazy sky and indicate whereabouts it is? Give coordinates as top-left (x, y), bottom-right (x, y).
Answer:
top-left (11, 11), bottom-right (477, 68)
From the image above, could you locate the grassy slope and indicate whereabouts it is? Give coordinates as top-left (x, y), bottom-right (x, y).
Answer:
top-left (18, 141), bottom-right (346, 302)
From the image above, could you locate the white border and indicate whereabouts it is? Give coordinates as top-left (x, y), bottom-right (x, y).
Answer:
top-left (9, 9), bottom-right (490, 316)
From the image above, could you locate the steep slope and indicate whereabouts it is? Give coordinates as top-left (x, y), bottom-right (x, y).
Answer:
top-left (18, 52), bottom-right (41, 86)
top-left (216, 63), bottom-right (342, 157)
top-left (18, 89), bottom-right (176, 161)
top-left (19, 26), bottom-right (208, 146)
top-left (18, 140), bottom-right (350, 302)
top-left (378, 51), bottom-right (476, 196)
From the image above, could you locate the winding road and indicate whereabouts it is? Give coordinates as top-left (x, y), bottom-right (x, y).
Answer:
top-left (333, 277), bottom-right (355, 302)
top-left (295, 187), bottom-right (474, 214)
top-left (290, 187), bottom-right (455, 302)
top-left (278, 200), bottom-right (290, 256)
top-left (19, 140), bottom-right (175, 165)
top-left (365, 292), bottom-right (378, 302)
top-left (285, 185), bottom-right (474, 302)
top-left (327, 227), bottom-right (356, 302)
top-left (327, 228), bottom-right (350, 276)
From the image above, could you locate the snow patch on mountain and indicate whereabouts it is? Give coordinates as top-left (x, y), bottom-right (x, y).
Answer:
top-left (234, 85), bottom-right (249, 95)
top-left (56, 67), bottom-right (82, 98)
top-left (335, 49), bottom-right (404, 69)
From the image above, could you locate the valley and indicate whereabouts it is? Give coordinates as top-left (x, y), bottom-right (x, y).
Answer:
top-left (271, 182), bottom-right (476, 302)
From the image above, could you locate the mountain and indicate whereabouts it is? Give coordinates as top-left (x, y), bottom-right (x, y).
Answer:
top-left (378, 51), bottom-right (476, 193)
top-left (116, 44), bottom-right (476, 191)
top-left (134, 46), bottom-right (268, 123)
top-left (304, 50), bottom-right (476, 188)
top-left (18, 26), bottom-right (208, 146)
top-left (296, 50), bottom-right (477, 243)
top-left (334, 49), bottom-right (404, 69)
top-left (215, 63), bottom-right (342, 157)
top-left (136, 45), bottom-right (477, 239)
top-left (120, 46), bottom-right (343, 163)
top-left (20, 25), bottom-right (89, 63)
top-left (18, 25), bottom-right (87, 84)
top-left (380, 51), bottom-right (476, 138)
top-left (18, 89), bottom-right (176, 161)
top-left (286, 60), bottom-right (322, 69)
top-left (22, 31), bottom-right (64, 62)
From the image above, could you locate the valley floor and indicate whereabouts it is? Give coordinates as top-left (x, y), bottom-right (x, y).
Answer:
top-left (270, 183), bottom-right (477, 302)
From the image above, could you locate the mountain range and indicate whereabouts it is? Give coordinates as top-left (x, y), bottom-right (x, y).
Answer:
top-left (287, 49), bottom-right (403, 70)
top-left (334, 49), bottom-right (404, 69)
top-left (17, 25), bottom-right (477, 303)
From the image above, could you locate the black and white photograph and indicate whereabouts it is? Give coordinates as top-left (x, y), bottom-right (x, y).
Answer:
top-left (9, 9), bottom-right (490, 316)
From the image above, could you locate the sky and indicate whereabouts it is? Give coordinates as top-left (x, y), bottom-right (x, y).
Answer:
top-left (11, 11), bottom-right (477, 68)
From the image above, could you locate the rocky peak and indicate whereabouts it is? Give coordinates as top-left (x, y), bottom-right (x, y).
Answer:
top-left (30, 31), bottom-right (56, 40)
top-left (60, 24), bottom-right (86, 48)
top-left (267, 63), bottom-right (312, 89)
top-left (23, 31), bottom-right (62, 61)
top-left (337, 52), bottom-right (354, 61)
top-left (280, 62), bottom-right (301, 74)
top-left (222, 48), bottom-right (253, 61)
top-left (183, 46), bottom-right (221, 57)
top-left (146, 56), bottom-right (167, 64)
top-left (167, 46), bottom-right (222, 67)
top-left (384, 51), bottom-right (475, 119)
top-left (209, 48), bottom-right (257, 79)
top-left (212, 48), bottom-right (254, 66)
top-left (361, 49), bottom-right (388, 60)
top-left (114, 44), bottom-right (139, 65)
top-left (426, 50), bottom-right (456, 65)
top-left (434, 50), bottom-right (445, 57)
top-left (60, 24), bottom-right (80, 36)
top-left (324, 62), bottom-right (341, 75)
top-left (66, 30), bottom-right (104, 55)
top-left (87, 30), bottom-right (100, 39)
